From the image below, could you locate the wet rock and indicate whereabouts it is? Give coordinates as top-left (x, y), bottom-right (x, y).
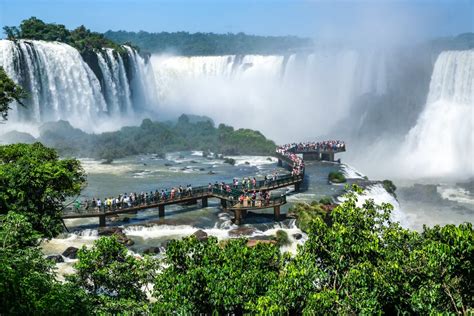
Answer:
top-left (98, 227), bottom-right (134, 246)
top-left (164, 163), bottom-right (173, 167)
top-left (244, 161), bottom-right (250, 165)
top-left (98, 227), bottom-right (124, 236)
top-left (293, 233), bottom-right (303, 240)
top-left (143, 247), bottom-right (161, 255)
top-left (122, 217), bottom-right (130, 223)
top-left (47, 255), bottom-right (64, 263)
top-left (193, 229), bottom-right (208, 241)
top-left (229, 226), bottom-right (256, 237)
top-left (62, 247), bottom-right (79, 259)
top-left (208, 171), bottom-right (216, 175)
top-left (190, 160), bottom-right (198, 164)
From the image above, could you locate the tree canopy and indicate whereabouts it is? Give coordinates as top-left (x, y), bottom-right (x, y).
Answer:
top-left (0, 66), bottom-right (27, 121)
top-left (104, 30), bottom-right (312, 55)
top-left (0, 143), bottom-right (86, 237)
top-left (3, 17), bottom-right (127, 54)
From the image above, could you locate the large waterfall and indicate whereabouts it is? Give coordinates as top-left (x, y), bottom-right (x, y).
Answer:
top-left (151, 50), bottom-right (387, 142)
top-left (0, 39), bottom-right (157, 132)
top-left (399, 50), bottom-right (474, 179)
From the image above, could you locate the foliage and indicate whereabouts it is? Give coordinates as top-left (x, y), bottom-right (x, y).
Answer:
top-left (0, 66), bottom-right (27, 121)
top-left (37, 116), bottom-right (276, 159)
top-left (68, 236), bottom-right (156, 314)
top-left (288, 201), bottom-right (331, 232)
top-left (105, 30), bottom-right (312, 55)
top-left (382, 179), bottom-right (397, 197)
top-left (328, 171), bottom-right (346, 183)
top-left (275, 230), bottom-right (290, 247)
top-left (319, 196), bottom-right (333, 205)
top-left (0, 212), bottom-right (90, 315)
top-left (0, 143), bottom-right (86, 237)
top-left (252, 184), bottom-right (474, 314)
top-left (152, 236), bottom-right (281, 314)
top-left (3, 17), bottom-right (125, 54)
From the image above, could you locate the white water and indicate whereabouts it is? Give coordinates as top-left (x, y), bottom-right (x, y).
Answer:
top-left (340, 183), bottom-right (411, 228)
top-left (151, 50), bottom-right (387, 142)
top-left (0, 40), bottom-right (157, 133)
top-left (399, 50), bottom-right (474, 179)
top-left (0, 40), bottom-right (106, 128)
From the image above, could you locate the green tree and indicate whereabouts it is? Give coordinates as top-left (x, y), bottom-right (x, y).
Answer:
top-left (69, 236), bottom-right (156, 314)
top-left (0, 212), bottom-right (90, 315)
top-left (0, 66), bottom-right (27, 121)
top-left (252, 185), bottom-right (473, 314)
top-left (153, 236), bottom-right (281, 314)
top-left (0, 143), bottom-right (86, 237)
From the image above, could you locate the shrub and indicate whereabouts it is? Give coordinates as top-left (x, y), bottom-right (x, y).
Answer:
top-left (328, 171), bottom-right (346, 183)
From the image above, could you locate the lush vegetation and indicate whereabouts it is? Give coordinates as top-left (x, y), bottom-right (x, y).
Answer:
top-left (288, 201), bottom-right (332, 232)
top-left (105, 30), bottom-right (312, 55)
top-left (0, 66), bottom-right (27, 121)
top-left (0, 143), bottom-right (86, 237)
top-left (1, 150), bottom-right (472, 314)
top-left (328, 171), bottom-right (347, 183)
top-left (34, 115), bottom-right (276, 159)
top-left (3, 17), bottom-right (127, 54)
top-left (382, 179), bottom-right (397, 197)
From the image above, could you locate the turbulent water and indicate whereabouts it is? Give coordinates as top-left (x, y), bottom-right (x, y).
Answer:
top-left (400, 50), bottom-right (474, 179)
top-left (0, 39), bottom-right (157, 132)
top-left (151, 51), bottom-right (387, 142)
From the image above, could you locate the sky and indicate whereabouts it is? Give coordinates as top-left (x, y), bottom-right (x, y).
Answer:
top-left (0, 0), bottom-right (472, 39)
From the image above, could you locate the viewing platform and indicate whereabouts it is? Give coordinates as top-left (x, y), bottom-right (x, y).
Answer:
top-left (62, 174), bottom-right (303, 227)
top-left (62, 140), bottom-right (344, 227)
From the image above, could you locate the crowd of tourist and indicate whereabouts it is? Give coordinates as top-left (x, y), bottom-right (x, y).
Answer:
top-left (75, 173), bottom-right (293, 213)
top-left (294, 140), bottom-right (345, 152)
top-left (276, 144), bottom-right (305, 176)
top-left (73, 143), bottom-right (323, 213)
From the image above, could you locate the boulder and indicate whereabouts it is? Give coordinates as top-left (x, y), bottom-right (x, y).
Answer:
top-left (62, 247), bottom-right (79, 259)
top-left (98, 227), bottom-right (124, 236)
top-left (292, 233), bottom-right (303, 240)
top-left (46, 254), bottom-right (64, 263)
top-left (192, 229), bottom-right (208, 241)
top-left (143, 247), bottom-right (161, 255)
top-left (229, 226), bottom-right (256, 237)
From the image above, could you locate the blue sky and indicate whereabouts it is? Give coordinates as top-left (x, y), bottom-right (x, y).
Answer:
top-left (0, 0), bottom-right (472, 39)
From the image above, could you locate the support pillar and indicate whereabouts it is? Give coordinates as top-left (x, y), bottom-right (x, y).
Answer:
top-left (241, 209), bottom-right (248, 218)
top-left (234, 209), bottom-right (243, 225)
top-left (221, 199), bottom-right (227, 208)
top-left (277, 159), bottom-right (282, 167)
top-left (202, 197), bottom-right (208, 207)
top-left (295, 182), bottom-right (300, 192)
top-left (159, 205), bottom-right (165, 218)
top-left (99, 214), bottom-right (106, 227)
top-left (274, 205), bottom-right (281, 221)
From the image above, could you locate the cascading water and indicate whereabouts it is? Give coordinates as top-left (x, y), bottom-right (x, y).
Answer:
top-left (0, 40), bottom-right (157, 133)
top-left (96, 48), bottom-right (132, 115)
top-left (151, 50), bottom-right (387, 142)
top-left (400, 50), bottom-right (474, 179)
top-left (0, 40), bottom-right (107, 127)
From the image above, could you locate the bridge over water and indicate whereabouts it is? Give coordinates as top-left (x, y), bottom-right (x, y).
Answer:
top-left (62, 141), bottom-right (345, 227)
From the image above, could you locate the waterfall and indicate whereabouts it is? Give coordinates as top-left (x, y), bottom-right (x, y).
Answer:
top-left (0, 40), bottom-right (107, 127)
top-left (150, 51), bottom-right (386, 142)
top-left (400, 50), bottom-right (474, 179)
top-left (96, 48), bottom-right (132, 114)
top-left (0, 40), bottom-right (157, 133)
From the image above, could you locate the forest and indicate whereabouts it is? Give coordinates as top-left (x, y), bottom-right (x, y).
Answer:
top-left (104, 30), bottom-right (312, 55)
